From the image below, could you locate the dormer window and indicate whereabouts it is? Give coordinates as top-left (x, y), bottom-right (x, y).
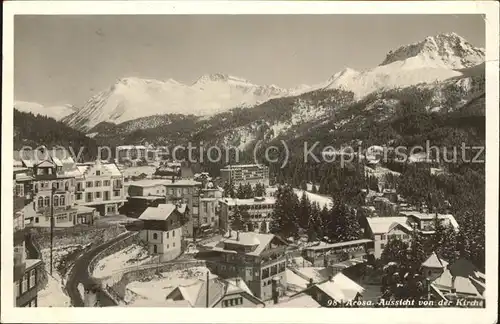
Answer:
top-left (96, 171), bottom-right (101, 176)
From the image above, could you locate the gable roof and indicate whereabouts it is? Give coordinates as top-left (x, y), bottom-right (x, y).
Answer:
top-left (294, 273), bottom-right (365, 303)
top-left (271, 293), bottom-right (321, 308)
top-left (138, 204), bottom-right (178, 221)
top-left (366, 217), bottom-right (409, 234)
top-left (203, 231), bottom-right (287, 256)
top-left (166, 277), bottom-right (264, 307)
top-left (422, 252), bottom-right (448, 268)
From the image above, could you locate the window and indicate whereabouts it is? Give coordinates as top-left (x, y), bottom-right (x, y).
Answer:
top-left (60, 195), bottom-right (65, 206)
top-left (173, 243), bottom-right (175, 247)
top-left (29, 269), bottom-right (36, 289)
top-left (86, 192), bottom-right (93, 202)
top-left (44, 196), bottom-right (50, 207)
top-left (16, 184), bottom-right (24, 197)
top-left (38, 197), bottom-right (44, 208)
top-left (86, 181), bottom-right (93, 188)
top-left (167, 244), bottom-right (169, 249)
top-left (381, 234), bottom-right (386, 240)
top-left (183, 188), bottom-right (189, 194)
top-left (104, 180), bottom-right (110, 186)
top-left (96, 192), bottom-right (102, 198)
top-left (96, 171), bottom-right (101, 176)
top-left (152, 233), bottom-right (158, 240)
top-left (381, 243), bottom-right (385, 249)
top-left (95, 181), bottom-right (102, 187)
top-left (35, 217), bottom-right (39, 223)
top-left (153, 245), bottom-right (158, 253)
top-left (114, 190), bottom-right (120, 197)
top-left (54, 196), bottom-right (59, 207)
top-left (22, 275), bottom-right (28, 293)
top-left (172, 230), bottom-right (175, 237)
top-left (55, 182), bottom-right (60, 189)
top-left (166, 232), bottom-right (169, 239)
top-left (168, 188), bottom-right (173, 195)
top-left (104, 191), bottom-right (110, 200)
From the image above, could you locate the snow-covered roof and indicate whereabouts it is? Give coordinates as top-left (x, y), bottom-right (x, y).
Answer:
top-left (128, 179), bottom-right (171, 188)
top-left (304, 239), bottom-right (373, 251)
top-left (314, 273), bottom-right (365, 302)
top-left (219, 197), bottom-right (275, 206)
top-left (77, 205), bottom-right (96, 214)
top-left (366, 217), bottom-right (409, 234)
top-left (204, 231), bottom-right (283, 256)
top-left (138, 204), bottom-right (178, 221)
top-left (399, 211), bottom-right (459, 231)
top-left (433, 268), bottom-right (482, 297)
top-left (164, 179), bottom-right (202, 187)
top-left (422, 252), bottom-right (448, 269)
top-left (271, 294), bottom-right (321, 308)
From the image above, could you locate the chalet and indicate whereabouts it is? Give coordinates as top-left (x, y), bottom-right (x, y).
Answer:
top-left (137, 203), bottom-right (187, 261)
top-left (165, 276), bottom-right (265, 308)
top-left (290, 273), bottom-right (365, 307)
top-left (303, 239), bottom-right (373, 267)
top-left (365, 217), bottom-right (413, 258)
top-left (201, 231), bottom-right (289, 300)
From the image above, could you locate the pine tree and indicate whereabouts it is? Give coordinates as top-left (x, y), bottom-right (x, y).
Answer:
top-left (230, 206), bottom-right (245, 231)
top-left (223, 181), bottom-right (235, 198)
top-left (298, 192), bottom-right (311, 231)
top-left (236, 184), bottom-right (245, 199)
top-left (243, 183), bottom-right (254, 198)
top-left (269, 185), bottom-right (299, 238)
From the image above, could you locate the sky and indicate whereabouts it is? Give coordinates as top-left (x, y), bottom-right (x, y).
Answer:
top-left (14, 15), bottom-right (485, 107)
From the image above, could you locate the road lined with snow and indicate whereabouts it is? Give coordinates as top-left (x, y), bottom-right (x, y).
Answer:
top-left (65, 232), bottom-right (135, 307)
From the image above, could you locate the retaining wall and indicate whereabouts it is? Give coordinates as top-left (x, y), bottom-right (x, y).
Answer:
top-left (88, 232), bottom-right (138, 276)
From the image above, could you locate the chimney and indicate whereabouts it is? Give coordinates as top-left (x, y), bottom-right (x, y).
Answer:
top-left (307, 278), bottom-right (314, 288)
top-left (235, 278), bottom-right (241, 286)
top-left (236, 231), bottom-right (240, 241)
top-left (328, 275), bottom-right (333, 282)
top-left (271, 277), bottom-right (279, 304)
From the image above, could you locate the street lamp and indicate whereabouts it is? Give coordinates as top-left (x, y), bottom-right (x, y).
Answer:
top-left (50, 183), bottom-right (57, 276)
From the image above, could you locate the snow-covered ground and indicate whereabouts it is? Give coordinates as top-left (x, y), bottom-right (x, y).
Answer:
top-left (37, 274), bottom-right (71, 307)
top-left (124, 266), bottom-right (214, 306)
top-left (93, 244), bottom-right (154, 279)
top-left (38, 245), bottom-right (85, 307)
top-left (293, 189), bottom-right (333, 209)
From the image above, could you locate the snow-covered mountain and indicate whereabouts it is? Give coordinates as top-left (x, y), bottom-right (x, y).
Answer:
top-left (14, 101), bottom-right (77, 120)
top-left (322, 33), bottom-right (484, 98)
top-left (62, 74), bottom-right (297, 131)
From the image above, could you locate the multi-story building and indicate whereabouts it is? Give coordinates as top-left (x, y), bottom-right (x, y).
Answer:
top-left (201, 231), bottom-right (289, 301)
top-left (15, 148), bottom-right (79, 227)
top-left (219, 197), bottom-right (275, 233)
top-left (399, 210), bottom-right (459, 235)
top-left (13, 169), bottom-right (44, 307)
top-left (198, 187), bottom-right (223, 235)
top-left (76, 160), bottom-right (127, 216)
top-left (220, 164), bottom-right (270, 188)
top-left (164, 179), bottom-right (202, 237)
top-left (137, 204), bottom-right (186, 261)
top-left (365, 217), bottom-right (412, 259)
top-left (123, 179), bottom-right (170, 217)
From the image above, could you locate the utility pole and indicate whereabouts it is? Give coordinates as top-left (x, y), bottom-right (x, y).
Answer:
top-left (50, 184), bottom-right (56, 276)
top-left (206, 271), bottom-right (210, 308)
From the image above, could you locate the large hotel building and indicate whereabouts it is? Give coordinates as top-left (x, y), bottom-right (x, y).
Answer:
top-left (220, 164), bottom-right (270, 187)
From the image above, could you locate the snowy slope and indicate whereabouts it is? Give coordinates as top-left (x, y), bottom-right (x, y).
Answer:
top-left (323, 33), bottom-right (484, 98)
top-left (63, 74), bottom-right (298, 131)
top-left (14, 101), bottom-right (76, 120)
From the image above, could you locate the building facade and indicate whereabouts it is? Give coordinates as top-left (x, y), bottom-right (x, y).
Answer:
top-left (198, 187), bottom-right (223, 235)
top-left (76, 161), bottom-right (127, 216)
top-left (201, 231), bottom-right (289, 300)
top-left (164, 180), bottom-right (202, 237)
top-left (219, 197), bottom-right (275, 233)
top-left (138, 204), bottom-right (186, 261)
top-left (220, 164), bottom-right (270, 188)
top-left (14, 148), bottom-right (79, 228)
top-left (13, 169), bottom-right (44, 307)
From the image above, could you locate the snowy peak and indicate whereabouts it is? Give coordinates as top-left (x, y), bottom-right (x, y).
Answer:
top-left (63, 73), bottom-right (296, 131)
top-left (380, 32), bottom-right (485, 69)
top-left (14, 101), bottom-right (77, 120)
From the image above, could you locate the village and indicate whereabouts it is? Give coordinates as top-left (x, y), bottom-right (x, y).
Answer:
top-left (12, 145), bottom-right (485, 308)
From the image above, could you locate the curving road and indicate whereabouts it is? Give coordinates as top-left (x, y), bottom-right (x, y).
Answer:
top-left (65, 232), bottom-right (135, 307)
